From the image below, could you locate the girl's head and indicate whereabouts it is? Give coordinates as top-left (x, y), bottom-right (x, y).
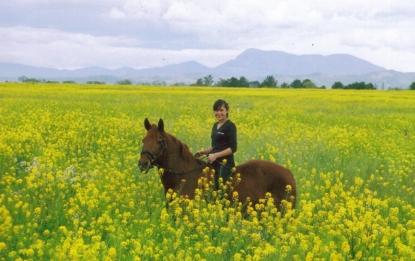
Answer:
top-left (213, 99), bottom-right (229, 118)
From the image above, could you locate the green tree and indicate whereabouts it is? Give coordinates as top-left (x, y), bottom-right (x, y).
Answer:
top-left (302, 79), bottom-right (317, 88)
top-left (151, 80), bottom-right (166, 86)
top-left (290, 79), bottom-right (303, 88)
top-left (365, 83), bottom-right (376, 90)
top-left (409, 82), bottom-right (415, 90)
top-left (238, 76), bottom-right (250, 87)
top-left (195, 78), bottom-right (204, 86)
top-left (117, 79), bottom-right (132, 85)
top-left (332, 81), bottom-right (344, 89)
top-left (203, 75), bottom-right (214, 86)
top-left (280, 82), bottom-right (290, 88)
top-left (87, 81), bottom-right (105, 84)
top-left (18, 76), bottom-right (28, 82)
top-left (18, 76), bottom-right (41, 83)
top-left (215, 78), bottom-right (228, 87)
top-left (228, 77), bottom-right (240, 87)
top-left (249, 81), bottom-right (260, 88)
top-left (260, 75), bottom-right (277, 88)
top-left (195, 75), bottom-right (214, 86)
top-left (345, 81), bottom-right (375, 90)
top-left (172, 82), bottom-right (186, 86)
top-left (215, 76), bottom-right (250, 87)
top-left (302, 79), bottom-right (311, 85)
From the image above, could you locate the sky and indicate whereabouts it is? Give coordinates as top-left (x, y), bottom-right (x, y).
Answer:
top-left (1, 0), bottom-right (415, 72)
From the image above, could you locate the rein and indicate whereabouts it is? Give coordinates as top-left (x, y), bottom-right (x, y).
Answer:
top-left (159, 154), bottom-right (208, 175)
top-left (157, 154), bottom-right (232, 175)
top-left (159, 164), bottom-right (206, 175)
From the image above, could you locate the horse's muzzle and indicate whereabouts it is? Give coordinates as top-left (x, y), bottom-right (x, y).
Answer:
top-left (138, 157), bottom-right (151, 174)
top-left (138, 160), bottom-right (150, 174)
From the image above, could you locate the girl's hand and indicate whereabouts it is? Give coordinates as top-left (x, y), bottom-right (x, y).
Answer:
top-left (207, 153), bottom-right (217, 163)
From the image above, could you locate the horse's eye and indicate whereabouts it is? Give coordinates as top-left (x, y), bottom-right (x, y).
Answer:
top-left (157, 140), bottom-right (162, 144)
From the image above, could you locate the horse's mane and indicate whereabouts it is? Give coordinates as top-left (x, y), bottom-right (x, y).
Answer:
top-left (165, 132), bottom-right (205, 165)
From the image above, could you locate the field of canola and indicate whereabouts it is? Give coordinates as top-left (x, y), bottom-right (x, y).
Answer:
top-left (1, 83), bottom-right (415, 260)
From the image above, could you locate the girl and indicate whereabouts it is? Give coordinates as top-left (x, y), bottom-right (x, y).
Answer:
top-left (196, 99), bottom-right (237, 189)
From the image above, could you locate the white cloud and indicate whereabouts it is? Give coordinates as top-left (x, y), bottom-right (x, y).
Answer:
top-left (1, 0), bottom-right (415, 72)
top-left (106, 0), bottom-right (166, 22)
top-left (0, 26), bottom-right (238, 69)
top-left (109, 8), bottom-right (126, 19)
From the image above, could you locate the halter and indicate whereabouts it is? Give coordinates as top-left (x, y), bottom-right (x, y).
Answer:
top-left (140, 133), bottom-right (166, 168)
top-left (140, 132), bottom-right (213, 175)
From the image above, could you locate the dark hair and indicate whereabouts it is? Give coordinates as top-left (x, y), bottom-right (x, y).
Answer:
top-left (213, 99), bottom-right (229, 117)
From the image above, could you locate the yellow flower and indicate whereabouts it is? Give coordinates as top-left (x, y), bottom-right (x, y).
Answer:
top-left (0, 242), bottom-right (6, 252)
top-left (341, 241), bottom-right (350, 253)
top-left (34, 207), bottom-right (41, 215)
top-left (250, 233), bottom-right (261, 243)
top-left (92, 235), bottom-right (101, 242)
top-left (26, 248), bottom-right (35, 256)
top-left (234, 253), bottom-right (243, 261)
top-left (129, 200), bottom-right (135, 208)
top-left (232, 191), bottom-right (239, 200)
top-left (107, 247), bottom-right (117, 259)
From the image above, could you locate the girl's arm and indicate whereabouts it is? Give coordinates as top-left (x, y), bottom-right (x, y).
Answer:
top-left (207, 148), bottom-right (232, 163)
top-left (197, 146), bottom-right (213, 155)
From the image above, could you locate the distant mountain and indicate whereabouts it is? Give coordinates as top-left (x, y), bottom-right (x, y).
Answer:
top-left (1, 49), bottom-right (414, 88)
top-left (0, 61), bottom-right (209, 81)
top-left (133, 61), bottom-right (210, 77)
top-left (211, 48), bottom-right (386, 78)
top-left (264, 70), bottom-right (415, 89)
top-left (0, 63), bottom-right (66, 78)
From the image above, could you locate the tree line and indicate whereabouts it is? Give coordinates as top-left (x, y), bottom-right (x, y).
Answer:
top-left (332, 81), bottom-right (375, 90)
top-left (194, 74), bottom-right (415, 90)
top-left (16, 75), bottom-right (415, 90)
top-left (193, 75), bottom-right (321, 88)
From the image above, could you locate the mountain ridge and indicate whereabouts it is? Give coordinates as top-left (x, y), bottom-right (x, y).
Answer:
top-left (1, 49), bottom-right (414, 88)
top-left (210, 48), bottom-right (386, 78)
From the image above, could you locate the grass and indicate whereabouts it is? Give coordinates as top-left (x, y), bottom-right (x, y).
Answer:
top-left (0, 83), bottom-right (414, 260)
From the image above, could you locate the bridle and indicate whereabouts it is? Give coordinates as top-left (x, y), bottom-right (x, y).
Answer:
top-left (140, 133), bottom-right (166, 169)
top-left (140, 132), bottom-right (207, 175)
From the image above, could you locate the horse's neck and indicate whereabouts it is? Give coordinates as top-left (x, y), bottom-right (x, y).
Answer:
top-left (163, 135), bottom-right (198, 171)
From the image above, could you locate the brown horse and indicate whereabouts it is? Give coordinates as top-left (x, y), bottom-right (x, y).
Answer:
top-left (138, 118), bottom-right (296, 211)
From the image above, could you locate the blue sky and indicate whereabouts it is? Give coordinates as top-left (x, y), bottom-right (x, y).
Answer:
top-left (1, 0), bottom-right (415, 72)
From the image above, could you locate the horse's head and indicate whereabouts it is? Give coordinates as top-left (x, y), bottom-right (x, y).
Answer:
top-left (138, 118), bottom-right (166, 173)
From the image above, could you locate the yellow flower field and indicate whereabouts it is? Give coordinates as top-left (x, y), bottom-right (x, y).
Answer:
top-left (1, 83), bottom-right (414, 260)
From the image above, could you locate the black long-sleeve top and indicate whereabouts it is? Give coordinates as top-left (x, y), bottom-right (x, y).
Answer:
top-left (211, 119), bottom-right (237, 165)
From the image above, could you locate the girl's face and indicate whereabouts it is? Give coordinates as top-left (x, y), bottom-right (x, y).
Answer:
top-left (214, 105), bottom-right (228, 122)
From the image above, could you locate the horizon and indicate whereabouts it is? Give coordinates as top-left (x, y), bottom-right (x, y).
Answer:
top-left (1, 48), bottom-right (392, 72)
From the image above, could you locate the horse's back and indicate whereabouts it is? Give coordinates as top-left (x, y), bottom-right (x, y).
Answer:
top-left (235, 160), bottom-right (295, 184)
top-left (233, 160), bottom-right (296, 209)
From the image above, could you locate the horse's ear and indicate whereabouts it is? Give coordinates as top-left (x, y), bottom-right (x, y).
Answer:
top-left (158, 118), bottom-right (164, 132)
top-left (144, 118), bottom-right (151, 130)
